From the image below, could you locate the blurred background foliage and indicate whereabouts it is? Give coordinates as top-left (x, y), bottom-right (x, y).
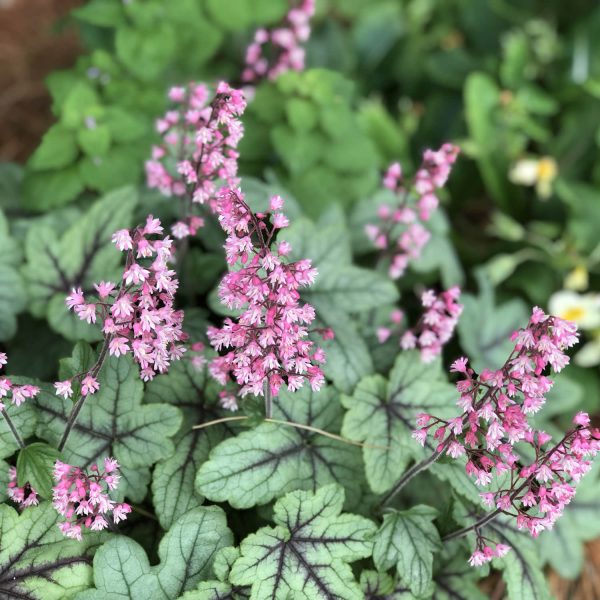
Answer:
top-left (1, 0), bottom-right (600, 591)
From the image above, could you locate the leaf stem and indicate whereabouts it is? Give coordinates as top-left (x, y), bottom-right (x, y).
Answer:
top-left (192, 415), bottom-right (387, 449)
top-left (442, 508), bottom-right (503, 543)
top-left (58, 336), bottom-right (112, 452)
top-left (378, 444), bottom-right (447, 510)
top-left (1, 408), bottom-right (25, 449)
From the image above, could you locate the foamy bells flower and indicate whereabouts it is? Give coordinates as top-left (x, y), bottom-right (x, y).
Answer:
top-left (398, 287), bottom-right (463, 363)
top-left (0, 353), bottom-right (40, 408)
top-left (468, 543), bottom-right (510, 567)
top-left (207, 188), bottom-right (326, 398)
top-left (65, 215), bottom-right (186, 383)
top-left (509, 156), bottom-right (557, 199)
top-left (366, 144), bottom-right (459, 280)
top-left (549, 290), bottom-right (600, 330)
top-left (52, 458), bottom-right (131, 540)
top-left (7, 466), bottom-right (39, 507)
top-left (412, 308), bottom-right (598, 558)
top-left (243, 0), bottom-right (315, 83)
top-left (145, 82), bottom-right (246, 237)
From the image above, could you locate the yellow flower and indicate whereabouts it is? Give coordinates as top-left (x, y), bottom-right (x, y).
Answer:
top-left (509, 156), bottom-right (558, 199)
top-left (548, 290), bottom-right (600, 329)
top-left (564, 265), bottom-right (589, 292)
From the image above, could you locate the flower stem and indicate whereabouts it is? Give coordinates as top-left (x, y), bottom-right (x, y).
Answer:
top-left (264, 382), bottom-right (273, 419)
top-left (442, 508), bottom-right (503, 542)
top-left (378, 444), bottom-right (447, 510)
top-left (1, 408), bottom-right (25, 449)
top-left (58, 336), bottom-right (112, 452)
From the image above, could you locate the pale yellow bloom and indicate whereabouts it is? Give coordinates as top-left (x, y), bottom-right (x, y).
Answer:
top-left (509, 156), bottom-right (557, 199)
top-left (564, 265), bottom-right (589, 292)
top-left (548, 290), bottom-right (600, 329)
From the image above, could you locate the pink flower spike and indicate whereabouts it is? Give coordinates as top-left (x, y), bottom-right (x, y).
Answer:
top-left (94, 281), bottom-right (116, 299)
top-left (66, 288), bottom-right (85, 310)
top-left (450, 357), bottom-right (469, 373)
top-left (0, 352), bottom-right (6, 367)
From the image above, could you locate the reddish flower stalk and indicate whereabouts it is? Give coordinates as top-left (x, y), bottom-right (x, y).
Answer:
top-left (377, 287), bottom-right (463, 363)
top-left (366, 144), bottom-right (459, 280)
top-left (145, 82), bottom-right (246, 239)
top-left (243, 0), bottom-right (315, 83)
top-left (398, 307), bottom-right (597, 564)
top-left (207, 188), bottom-right (327, 415)
top-left (59, 215), bottom-right (185, 450)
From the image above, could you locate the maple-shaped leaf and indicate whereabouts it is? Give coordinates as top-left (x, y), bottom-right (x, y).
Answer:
top-left (373, 505), bottom-right (441, 598)
top-left (34, 354), bottom-right (181, 502)
top-left (196, 384), bottom-right (364, 510)
top-left (21, 186), bottom-right (136, 341)
top-left (228, 484), bottom-right (377, 599)
top-left (0, 502), bottom-right (105, 599)
top-left (341, 351), bottom-right (456, 494)
top-left (75, 506), bottom-right (233, 600)
top-left (146, 360), bottom-right (230, 529)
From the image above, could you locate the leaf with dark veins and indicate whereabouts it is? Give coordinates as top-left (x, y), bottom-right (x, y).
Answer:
top-left (360, 570), bottom-right (413, 599)
top-left (341, 351), bottom-right (456, 494)
top-left (196, 384), bottom-right (364, 510)
top-left (147, 360), bottom-right (231, 529)
top-left (76, 506), bottom-right (233, 600)
top-left (229, 485), bottom-right (376, 600)
top-left (0, 377), bottom-right (38, 459)
top-left (34, 355), bottom-right (181, 502)
top-left (22, 186), bottom-right (137, 341)
top-left (432, 549), bottom-right (488, 600)
top-left (179, 547), bottom-right (251, 600)
top-left (373, 505), bottom-right (441, 598)
top-left (0, 502), bottom-right (105, 600)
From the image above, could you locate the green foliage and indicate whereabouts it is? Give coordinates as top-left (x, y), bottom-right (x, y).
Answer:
top-left (76, 506), bottom-right (233, 599)
top-left (22, 186), bottom-right (136, 341)
top-left (373, 506), bottom-right (441, 598)
top-left (0, 502), bottom-right (104, 599)
top-left (0, 210), bottom-right (27, 340)
top-left (16, 442), bottom-right (61, 499)
top-left (227, 485), bottom-right (376, 599)
top-left (241, 69), bottom-right (379, 217)
top-left (341, 351), bottom-right (455, 494)
top-left (196, 384), bottom-right (363, 509)
top-left (35, 354), bottom-right (181, 501)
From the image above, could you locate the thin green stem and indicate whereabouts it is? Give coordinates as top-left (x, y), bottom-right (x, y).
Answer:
top-left (264, 382), bottom-right (273, 419)
top-left (378, 444), bottom-right (447, 510)
top-left (58, 336), bottom-right (112, 452)
top-left (1, 408), bottom-right (25, 449)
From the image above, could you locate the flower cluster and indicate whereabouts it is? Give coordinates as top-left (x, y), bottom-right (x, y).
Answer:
top-left (63, 215), bottom-right (185, 387)
top-left (378, 287), bottom-right (463, 363)
top-left (7, 466), bottom-right (39, 507)
top-left (207, 188), bottom-right (327, 398)
top-left (412, 307), bottom-right (592, 564)
top-left (243, 0), bottom-right (315, 83)
top-left (52, 458), bottom-right (131, 540)
top-left (0, 352), bottom-right (40, 409)
top-left (145, 82), bottom-right (246, 238)
top-left (365, 144), bottom-right (460, 279)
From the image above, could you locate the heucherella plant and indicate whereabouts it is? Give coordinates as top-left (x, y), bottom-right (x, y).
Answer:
top-left (145, 82), bottom-right (246, 238)
top-left (207, 187), bottom-right (327, 415)
top-left (243, 0), bottom-right (316, 83)
top-left (366, 143), bottom-right (460, 279)
top-left (382, 307), bottom-right (600, 565)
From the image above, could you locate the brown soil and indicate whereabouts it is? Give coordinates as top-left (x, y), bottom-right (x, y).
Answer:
top-left (0, 0), bottom-right (83, 162)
